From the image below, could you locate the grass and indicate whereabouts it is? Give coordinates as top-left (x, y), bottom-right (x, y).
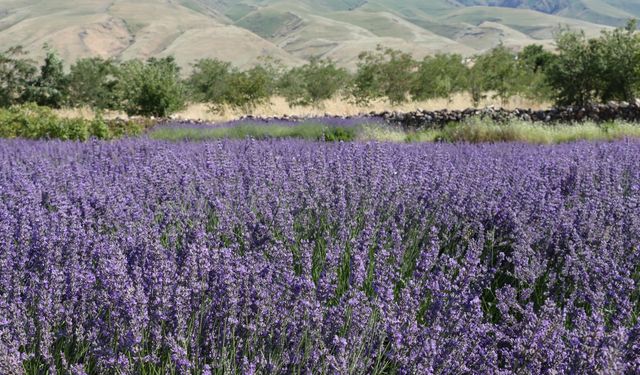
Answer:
top-left (149, 118), bottom-right (640, 144)
top-left (415, 118), bottom-right (640, 144)
top-left (148, 123), bottom-right (357, 142)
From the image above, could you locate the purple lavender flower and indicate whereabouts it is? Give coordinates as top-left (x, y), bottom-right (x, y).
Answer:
top-left (0, 139), bottom-right (638, 373)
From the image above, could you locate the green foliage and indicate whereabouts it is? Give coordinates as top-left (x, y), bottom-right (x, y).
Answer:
top-left (21, 49), bottom-right (69, 108)
top-left (0, 103), bottom-right (146, 140)
top-left (187, 58), bottom-right (274, 112)
top-left (222, 65), bottom-right (274, 112)
top-left (410, 54), bottom-right (468, 101)
top-left (187, 58), bottom-right (233, 104)
top-left (0, 46), bottom-right (37, 108)
top-left (116, 57), bottom-right (186, 117)
top-left (546, 30), bottom-right (606, 106)
top-left (518, 44), bottom-right (554, 73)
top-left (593, 19), bottom-right (640, 102)
top-left (546, 20), bottom-right (640, 106)
top-left (279, 58), bottom-right (349, 107)
top-left (68, 57), bottom-right (119, 110)
top-left (149, 123), bottom-right (357, 142)
top-left (470, 45), bottom-right (529, 105)
top-left (351, 46), bottom-right (416, 105)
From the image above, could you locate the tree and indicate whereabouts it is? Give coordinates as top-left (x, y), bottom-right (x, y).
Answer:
top-left (411, 54), bottom-right (468, 102)
top-left (518, 44), bottom-right (554, 74)
top-left (278, 58), bottom-right (349, 107)
top-left (0, 46), bottom-right (36, 108)
top-left (22, 49), bottom-right (69, 108)
top-left (187, 59), bottom-right (275, 112)
top-left (223, 66), bottom-right (274, 112)
top-left (470, 45), bottom-right (527, 105)
top-left (187, 58), bottom-right (233, 104)
top-left (116, 57), bottom-right (186, 117)
top-left (68, 57), bottom-right (119, 110)
top-left (350, 46), bottom-right (416, 105)
top-left (545, 30), bottom-right (606, 106)
top-left (593, 19), bottom-right (640, 102)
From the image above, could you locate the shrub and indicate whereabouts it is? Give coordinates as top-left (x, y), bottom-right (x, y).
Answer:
top-left (222, 66), bottom-right (274, 112)
top-left (0, 104), bottom-right (147, 140)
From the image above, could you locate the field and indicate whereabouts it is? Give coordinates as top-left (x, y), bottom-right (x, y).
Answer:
top-left (1, 138), bottom-right (639, 373)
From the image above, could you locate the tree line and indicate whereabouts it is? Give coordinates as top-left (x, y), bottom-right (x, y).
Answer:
top-left (1, 21), bottom-right (639, 117)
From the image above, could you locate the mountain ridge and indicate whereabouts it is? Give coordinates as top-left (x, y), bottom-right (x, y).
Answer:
top-left (0, 0), bottom-right (634, 69)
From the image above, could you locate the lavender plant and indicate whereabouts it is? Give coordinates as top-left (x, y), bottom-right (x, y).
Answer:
top-left (0, 139), bottom-right (638, 374)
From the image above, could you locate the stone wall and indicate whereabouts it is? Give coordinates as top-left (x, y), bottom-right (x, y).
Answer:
top-left (375, 101), bottom-right (640, 129)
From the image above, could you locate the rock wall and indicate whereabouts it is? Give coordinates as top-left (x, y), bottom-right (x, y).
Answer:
top-left (376, 101), bottom-right (640, 129)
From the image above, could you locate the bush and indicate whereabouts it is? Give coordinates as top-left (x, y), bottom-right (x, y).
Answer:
top-left (187, 58), bottom-right (233, 104)
top-left (0, 104), bottom-right (147, 140)
top-left (222, 66), bottom-right (274, 112)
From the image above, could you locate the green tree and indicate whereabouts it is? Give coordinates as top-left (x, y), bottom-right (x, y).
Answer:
top-left (518, 44), bottom-right (554, 74)
top-left (187, 58), bottom-right (233, 104)
top-left (470, 45), bottom-right (526, 105)
top-left (545, 30), bottom-right (605, 106)
top-left (223, 65), bottom-right (274, 112)
top-left (0, 46), bottom-right (36, 108)
top-left (593, 19), bottom-right (640, 102)
top-left (116, 57), bottom-right (186, 117)
top-left (68, 57), bottom-right (119, 110)
top-left (410, 54), bottom-right (468, 102)
top-left (351, 46), bottom-right (416, 105)
top-left (188, 59), bottom-right (275, 112)
top-left (279, 58), bottom-right (349, 107)
top-left (517, 45), bottom-right (555, 102)
top-left (22, 49), bottom-right (69, 108)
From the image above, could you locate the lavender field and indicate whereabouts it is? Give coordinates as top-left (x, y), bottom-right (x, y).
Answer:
top-left (0, 139), bottom-right (639, 374)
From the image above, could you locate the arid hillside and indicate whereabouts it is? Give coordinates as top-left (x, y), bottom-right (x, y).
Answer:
top-left (0, 0), bottom-right (635, 68)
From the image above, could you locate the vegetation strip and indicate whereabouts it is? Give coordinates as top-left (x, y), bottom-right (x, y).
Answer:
top-left (149, 119), bottom-right (640, 144)
top-left (1, 21), bottom-right (639, 118)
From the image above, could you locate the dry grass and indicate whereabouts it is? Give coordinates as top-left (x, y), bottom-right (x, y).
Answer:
top-left (55, 94), bottom-right (550, 123)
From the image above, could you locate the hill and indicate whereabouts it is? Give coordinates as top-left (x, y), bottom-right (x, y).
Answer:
top-left (0, 0), bottom-right (632, 69)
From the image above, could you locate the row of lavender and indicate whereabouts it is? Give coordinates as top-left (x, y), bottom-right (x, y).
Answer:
top-left (1, 139), bottom-right (639, 373)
